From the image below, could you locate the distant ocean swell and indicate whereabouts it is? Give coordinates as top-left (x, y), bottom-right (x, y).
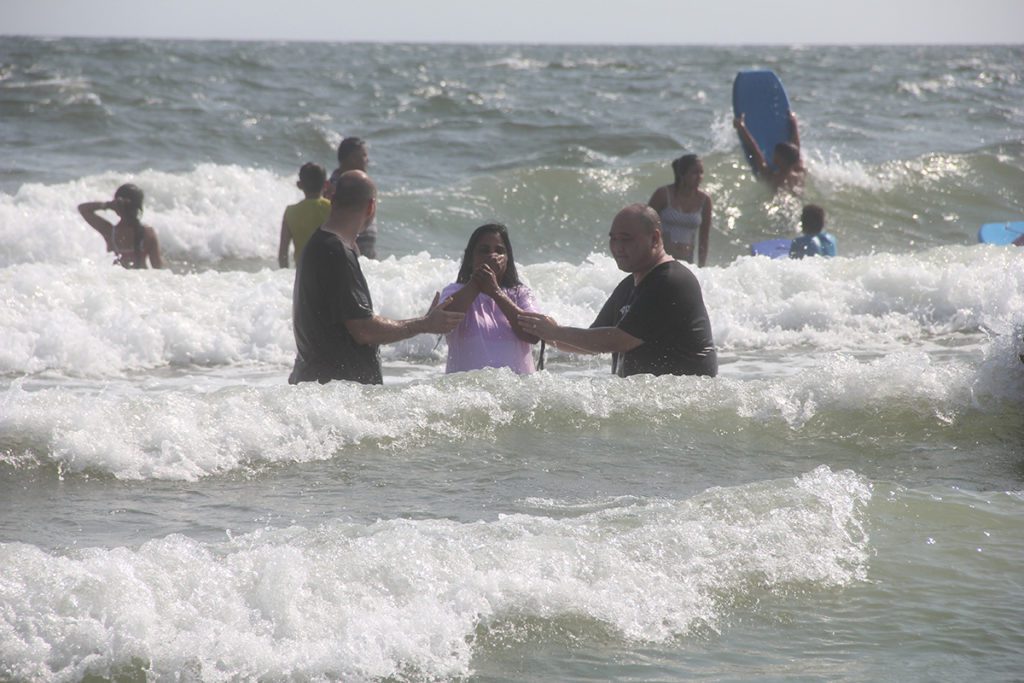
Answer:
top-left (1, 152), bottom-right (1020, 272)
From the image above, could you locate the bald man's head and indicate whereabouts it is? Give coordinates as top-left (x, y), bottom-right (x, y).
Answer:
top-left (331, 170), bottom-right (377, 212)
top-left (608, 203), bottom-right (665, 275)
top-left (613, 203), bottom-right (661, 235)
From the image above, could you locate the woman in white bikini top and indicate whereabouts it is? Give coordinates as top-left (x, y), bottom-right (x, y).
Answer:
top-left (647, 154), bottom-right (712, 267)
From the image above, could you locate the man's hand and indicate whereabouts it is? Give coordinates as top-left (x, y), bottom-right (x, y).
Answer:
top-left (422, 293), bottom-right (465, 334)
top-left (519, 311), bottom-right (642, 354)
top-left (518, 311), bottom-right (561, 341)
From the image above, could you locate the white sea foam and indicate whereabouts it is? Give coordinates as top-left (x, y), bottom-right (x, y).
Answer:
top-left (710, 109), bottom-right (740, 155)
top-left (534, 246), bottom-right (1024, 353)
top-left (805, 152), bottom-right (891, 192)
top-left (1, 245), bottom-right (1021, 379)
top-left (0, 165), bottom-right (295, 267)
top-left (0, 264), bottom-right (296, 376)
top-left (0, 466), bottom-right (871, 681)
top-left (2, 343), bottom-right (1012, 481)
top-left (482, 56), bottom-right (547, 71)
top-left (897, 75), bottom-right (958, 98)
top-left (0, 256), bottom-right (462, 377)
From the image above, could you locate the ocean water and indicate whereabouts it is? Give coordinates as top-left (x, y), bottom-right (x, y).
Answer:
top-left (1, 38), bottom-right (1023, 682)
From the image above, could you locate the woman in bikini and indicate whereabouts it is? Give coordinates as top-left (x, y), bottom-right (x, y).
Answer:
top-left (647, 154), bottom-right (712, 266)
top-left (78, 183), bottom-right (163, 269)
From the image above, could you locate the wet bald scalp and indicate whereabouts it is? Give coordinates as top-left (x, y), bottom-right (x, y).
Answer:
top-left (615, 203), bottom-right (662, 235)
top-left (332, 170), bottom-right (377, 211)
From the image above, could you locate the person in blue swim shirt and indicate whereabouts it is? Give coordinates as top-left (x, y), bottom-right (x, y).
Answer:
top-left (790, 204), bottom-right (836, 259)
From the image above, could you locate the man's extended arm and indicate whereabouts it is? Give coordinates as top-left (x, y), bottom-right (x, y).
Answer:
top-left (517, 311), bottom-right (641, 354)
top-left (345, 295), bottom-right (463, 346)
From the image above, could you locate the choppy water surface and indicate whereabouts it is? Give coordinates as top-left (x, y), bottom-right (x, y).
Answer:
top-left (1, 38), bottom-right (1023, 682)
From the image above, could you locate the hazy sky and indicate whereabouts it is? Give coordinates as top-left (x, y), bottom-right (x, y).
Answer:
top-left (4, 0), bottom-right (1022, 44)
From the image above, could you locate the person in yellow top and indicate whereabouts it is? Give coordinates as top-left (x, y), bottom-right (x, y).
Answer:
top-left (278, 162), bottom-right (331, 268)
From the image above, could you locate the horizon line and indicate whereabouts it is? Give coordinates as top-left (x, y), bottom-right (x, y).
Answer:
top-left (4, 33), bottom-right (1021, 48)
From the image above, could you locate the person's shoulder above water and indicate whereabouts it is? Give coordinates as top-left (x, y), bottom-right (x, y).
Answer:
top-left (789, 204), bottom-right (836, 259)
top-left (647, 154), bottom-right (713, 267)
top-left (441, 223), bottom-right (540, 375)
top-left (518, 203), bottom-right (716, 378)
top-left (290, 170), bottom-right (463, 386)
top-left (329, 136), bottom-right (379, 259)
top-left (280, 162), bottom-right (330, 268)
top-left (304, 224), bottom-right (348, 254)
top-left (77, 182), bottom-right (163, 269)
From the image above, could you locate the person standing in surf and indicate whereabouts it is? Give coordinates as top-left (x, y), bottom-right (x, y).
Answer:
top-left (78, 183), bottom-right (163, 269)
top-left (326, 137), bottom-right (378, 259)
top-left (733, 111), bottom-right (804, 192)
top-left (519, 204), bottom-right (717, 378)
top-left (288, 170), bottom-right (463, 385)
top-left (278, 162), bottom-right (331, 268)
top-left (789, 204), bottom-right (837, 259)
top-left (439, 223), bottom-right (541, 374)
top-left (647, 154), bottom-right (713, 266)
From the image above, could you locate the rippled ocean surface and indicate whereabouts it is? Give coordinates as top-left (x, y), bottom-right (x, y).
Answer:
top-left (1, 38), bottom-right (1023, 681)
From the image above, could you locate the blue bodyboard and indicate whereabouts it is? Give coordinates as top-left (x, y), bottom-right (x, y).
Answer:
top-left (751, 238), bottom-right (792, 259)
top-left (733, 70), bottom-right (792, 175)
top-left (978, 221), bottom-right (1024, 246)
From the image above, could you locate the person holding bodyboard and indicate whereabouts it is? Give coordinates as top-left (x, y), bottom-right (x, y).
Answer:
top-left (732, 70), bottom-right (804, 193)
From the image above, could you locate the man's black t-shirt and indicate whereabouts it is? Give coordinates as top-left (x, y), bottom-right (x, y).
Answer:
top-left (289, 228), bottom-right (382, 385)
top-left (591, 260), bottom-right (717, 378)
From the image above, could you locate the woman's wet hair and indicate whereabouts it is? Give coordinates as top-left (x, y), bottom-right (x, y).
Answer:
top-left (297, 162), bottom-right (326, 195)
top-left (114, 183), bottom-right (144, 215)
top-left (774, 142), bottom-right (801, 166)
top-left (336, 137), bottom-right (366, 165)
top-left (671, 154), bottom-right (700, 186)
top-left (456, 223), bottom-right (522, 288)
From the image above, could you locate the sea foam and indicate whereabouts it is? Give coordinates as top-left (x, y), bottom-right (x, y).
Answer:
top-left (0, 466), bottom-right (871, 681)
top-left (1, 245), bottom-right (1021, 378)
top-left (0, 165), bottom-right (292, 267)
top-left (1, 347), bottom-right (1010, 481)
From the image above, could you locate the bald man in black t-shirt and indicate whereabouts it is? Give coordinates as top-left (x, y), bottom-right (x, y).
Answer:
top-left (519, 204), bottom-right (717, 378)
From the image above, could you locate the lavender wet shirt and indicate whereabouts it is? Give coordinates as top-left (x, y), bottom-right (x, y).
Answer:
top-left (440, 283), bottom-right (538, 374)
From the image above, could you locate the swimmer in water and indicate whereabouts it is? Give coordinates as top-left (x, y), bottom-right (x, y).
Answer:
top-left (78, 183), bottom-right (163, 269)
top-left (733, 111), bottom-right (805, 193)
top-left (647, 153), bottom-right (712, 266)
top-left (278, 162), bottom-right (331, 268)
top-left (326, 137), bottom-right (377, 259)
top-left (789, 204), bottom-right (837, 259)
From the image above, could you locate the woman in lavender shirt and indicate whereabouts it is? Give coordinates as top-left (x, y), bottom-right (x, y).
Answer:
top-left (440, 224), bottom-right (541, 374)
